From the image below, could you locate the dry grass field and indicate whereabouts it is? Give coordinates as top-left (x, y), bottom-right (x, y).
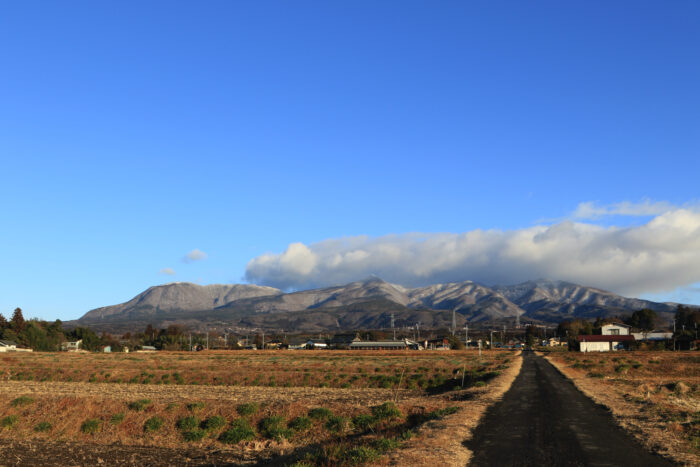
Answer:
top-left (1, 350), bottom-right (505, 390)
top-left (545, 350), bottom-right (700, 465)
top-left (0, 350), bottom-right (520, 466)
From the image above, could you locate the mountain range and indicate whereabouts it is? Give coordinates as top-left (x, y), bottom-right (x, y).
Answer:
top-left (73, 278), bottom-right (679, 333)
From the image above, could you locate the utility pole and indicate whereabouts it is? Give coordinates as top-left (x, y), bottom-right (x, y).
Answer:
top-left (673, 321), bottom-right (676, 351)
top-left (516, 311), bottom-right (520, 328)
top-left (189, 333), bottom-right (192, 351)
top-left (490, 330), bottom-right (494, 350)
top-left (206, 332), bottom-right (209, 350)
top-left (391, 313), bottom-right (396, 341)
top-left (262, 330), bottom-right (265, 350)
top-left (224, 333), bottom-right (227, 349)
top-left (451, 309), bottom-right (457, 336)
top-left (465, 325), bottom-right (469, 349)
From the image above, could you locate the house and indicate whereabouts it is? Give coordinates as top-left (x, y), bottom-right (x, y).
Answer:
top-left (265, 340), bottom-right (284, 350)
top-left (601, 323), bottom-right (631, 336)
top-left (61, 340), bottom-right (82, 351)
top-left (101, 346), bottom-right (112, 353)
top-left (285, 338), bottom-right (307, 350)
top-left (543, 337), bottom-right (565, 347)
top-left (330, 333), bottom-right (361, 349)
top-left (136, 345), bottom-right (157, 353)
top-left (425, 338), bottom-right (451, 350)
top-left (577, 334), bottom-right (635, 352)
top-left (348, 339), bottom-right (420, 351)
top-left (305, 339), bottom-right (329, 350)
top-left (0, 340), bottom-right (18, 352)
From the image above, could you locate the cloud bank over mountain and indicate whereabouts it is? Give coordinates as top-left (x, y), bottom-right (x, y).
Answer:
top-left (245, 205), bottom-right (700, 296)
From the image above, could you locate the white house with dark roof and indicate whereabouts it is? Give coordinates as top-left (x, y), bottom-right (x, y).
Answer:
top-left (0, 340), bottom-right (17, 352)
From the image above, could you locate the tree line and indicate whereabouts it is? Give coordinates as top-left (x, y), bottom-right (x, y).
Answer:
top-left (0, 308), bottom-right (100, 351)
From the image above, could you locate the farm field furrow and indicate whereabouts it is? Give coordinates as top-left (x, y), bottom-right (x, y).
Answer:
top-left (1, 350), bottom-right (505, 390)
top-left (0, 350), bottom-right (519, 465)
top-left (0, 380), bottom-right (400, 406)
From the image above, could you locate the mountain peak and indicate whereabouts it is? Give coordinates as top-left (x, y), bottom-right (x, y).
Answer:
top-left (77, 277), bottom-right (679, 331)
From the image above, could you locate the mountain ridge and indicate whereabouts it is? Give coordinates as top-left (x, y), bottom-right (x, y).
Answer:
top-left (74, 278), bottom-right (680, 332)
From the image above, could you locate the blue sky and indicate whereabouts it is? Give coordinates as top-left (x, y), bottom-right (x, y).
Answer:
top-left (1, 1), bottom-right (699, 321)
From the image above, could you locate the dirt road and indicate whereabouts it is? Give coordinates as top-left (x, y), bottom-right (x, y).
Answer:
top-left (466, 351), bottom-right (675, 466)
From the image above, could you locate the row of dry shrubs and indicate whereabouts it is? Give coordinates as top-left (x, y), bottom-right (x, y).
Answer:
top-left (0, 394), bottom-right (462, 464)
top-left (2, 351), bottom-right (506, 390)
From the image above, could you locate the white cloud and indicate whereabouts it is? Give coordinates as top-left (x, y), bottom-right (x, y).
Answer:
top-left (572, 199), bottom-right (677, 220)
top-left (183, 249), bottom-right (208, 263)
top-left (245, 206), bottom-right (700, 296)
top-left (158, 267), bottom-right (176, 276)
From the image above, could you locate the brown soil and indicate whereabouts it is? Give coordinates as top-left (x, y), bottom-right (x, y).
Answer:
top-left (0, 439), bottom-right (254, 466)
top-left (0, 350), bottom-right (515, 465)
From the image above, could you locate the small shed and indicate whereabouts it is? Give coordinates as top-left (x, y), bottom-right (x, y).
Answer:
top-left (61, 340), bottom-right (83, 351)
top-left (425, 338), bottom-right (451, 350)
top-left (306, 339), bottom-right (328, 350)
